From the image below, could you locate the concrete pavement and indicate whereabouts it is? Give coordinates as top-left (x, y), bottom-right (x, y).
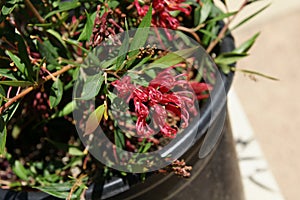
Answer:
top-left (227, 1), bottom-right (300, 200)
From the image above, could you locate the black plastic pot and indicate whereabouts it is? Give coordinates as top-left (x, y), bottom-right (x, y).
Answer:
top-left (0, 32), bottom-right (243, 200)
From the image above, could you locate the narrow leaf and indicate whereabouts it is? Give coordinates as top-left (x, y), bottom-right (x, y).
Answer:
top-left (199, 29), bottom-right (218, 40)
top-left (84, 104), bottom-right (106, 135)
top-left (148, 47), bottom-right (199, 69)
top-left (44, 0), bottom-right (81, 19)
top-left (141, 143), bottom-right (152, 153)
top-left (200, 1), bottom-right (213, 24)
top-left (232, 68), bottom-right (279, 81)
top-left (1, 4), bottom-right (17, 16)
top-left (2, 102), bottom-right (20, 122)
top-left (49, 78), bottom-right (64, 109)
top-left (0, 68), bottom-right (16, 80)
top-left (54, 101), bottom-right (76, 118)
top-left (34, 185), bottom-right (76, 199)
top-left (47, 29), bottom-right (67, 49)
top-left (129, 5), bottom-right (152, 51)
top-left (114, 129), bottom-right (125, 148)
top-left (68, 147), bottom-right (84, 156)
top-left (13, 160), bottom-right (29, 181)
top-left (15, 34), bottom-right (33, 80)
top-left (214, 52), bottom-right (248, 65)
top-left (231, 4), bottom-right (270, 31)
top-left (116, 24), bottom-right (130, 70)
top-left (5, 50), bottom-right (25, 74)
top-left (233, 32), bottom-right (260, 53)
top-left (0, 80), bottom-right (33, 87)
top-left (0, 117), bottom-right (7, 155)
top-left (78, 11), bottom-right (97, 41)
top-left (206, 11), bottom-right (238, 24)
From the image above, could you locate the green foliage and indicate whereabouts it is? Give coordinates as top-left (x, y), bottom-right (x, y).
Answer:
top-left (49, 78), bottom-right (64, 109)
top-left (44, 0), bottom-right (81, 19)
top-left (0, 0), bottom-right (271, 197)
top-left (0, 116), bottom-right (7, 155)
top-left (12, 160), bottom-right (29, 181)
top-left (78, 11), bottom-right (97, 42)
top-left (79, 73), bottom-right (104, 100)
top-left (0, 0), bottom-right (20, 22)
top-left (129, 5), bottom-right (153, 52)
top-left (85, 104), bottom-right (106, 135)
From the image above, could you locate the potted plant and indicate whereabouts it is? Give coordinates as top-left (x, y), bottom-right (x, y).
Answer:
top-left (0, 0), bottom-right (273, 199)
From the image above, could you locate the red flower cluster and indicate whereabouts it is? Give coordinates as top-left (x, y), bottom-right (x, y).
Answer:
top-left (134, 0), bottom-right (191, 29)
top-left (89, 5), bottom-right (124, 47)
top-left (112, 68), bottom-right (211, 138)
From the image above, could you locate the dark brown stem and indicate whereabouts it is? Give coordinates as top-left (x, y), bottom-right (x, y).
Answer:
top-left (206, 0), bottom-right (248, 53)
top-left (24, 0), bottom-right (45, 23)
top-left (0, 65), bottom-right (76, 115)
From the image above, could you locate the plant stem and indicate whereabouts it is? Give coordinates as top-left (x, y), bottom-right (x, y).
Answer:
top-left (177, 26), bottom-right (201, 43)
top-left (206, 0), bottom-right (248, 53)
top-left (24, 0), bottom-right (45, 23)
top-left (0, 65), bottom-right (76, 115)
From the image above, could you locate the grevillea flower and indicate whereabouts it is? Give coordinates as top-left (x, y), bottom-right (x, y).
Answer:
top-left (112, 68), bottom-right (212, 138)
top-left (134, 0), bottom-right (191, 30)
top-left (89, 5), bottom-right (124, 47)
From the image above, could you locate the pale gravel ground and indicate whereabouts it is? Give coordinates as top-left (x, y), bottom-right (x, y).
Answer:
top-left (225, 1), bottom-right (300, 200)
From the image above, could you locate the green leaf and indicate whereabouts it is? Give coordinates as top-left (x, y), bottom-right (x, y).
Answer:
top-left (205, 11), bottom-right (238, 24)
top-left (218, 64), bottom-right (231, 74)
top-left (78, 11), bottom-right (97, 41)
top-left (0, 85), bottom-right (5, 96)
top-left (129, 5), bottom-right (152, 52)
top-left (0, 68), bottom-right (16, 80)
top-left (147, 47), bottom-right (199, 69)
top-left (141, 143), bottom-right (152, 153)
top-left (214, 52), bottom-right (248, 65)
top-left (193, 6), bottom-right (201, 26)
top-left (44, 0), bottom-right (81, 19)
top-left (79, 73), bottom-right (104, 100)
top-left (64, 38), bottom-right (90, 54)
top-left (108, 0), bottom-right (120, 9)
top-left (114, 129), bottom-right (125, 148)
top-left (0, 117), bottom-right (7, 156)
top-left (38, 40), bottom-right (59, 66)
top-left (1, 102), bottom-right (20, 122)
top-left (116, 23), bottom-right (130, 70)
top-left (54, 101), bottom-right (76, 118)
top-left (34, 183), bottom-right (77, 199)
top-left (199, 29), bottom-right (218, 40)
top-left (68, 147), bottom-right (84, 156)
top-left (49, 78), bottom-right (63, 109)
top-left (1, 4), bottom-right (17, 16)
top-left (47, 29), bottom-right (67, 49)
top-left (232, 68), bottom-right (279, 81)
top-left (15, 34), bottom-right (33, 80)
top-left (0, 80), bottom-right (33, 87)
top-left (5, 50), bottom-right (25, 75)
top-left (200, 1), bottom-right (213, 24)
top-left (130, 55), bottom-right (152, 70)
top-left (233, 32), bottom-right (260, 54)
top-left (84, 104), bottom-right (106, 135)
top-left (13, 160), bottom-right (29, 181)
top-left (201, 22), bottom-right (218, 46)
top-left (231, 4), bottom-right (270, 31)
